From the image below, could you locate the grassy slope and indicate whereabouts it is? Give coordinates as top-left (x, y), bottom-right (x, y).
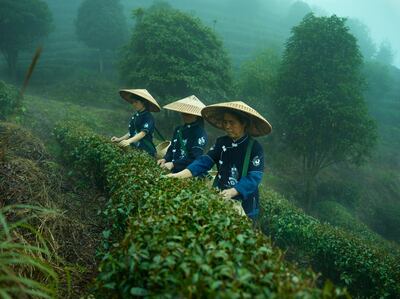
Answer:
top-left (21, 94), bottom-right (131, 154)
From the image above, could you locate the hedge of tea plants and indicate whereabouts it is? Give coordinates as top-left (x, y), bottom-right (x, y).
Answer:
top-left (261, 190), bottom-right (400, 298)
top-left (55, 123), bottom-right (343, 298)
top-left (0, 80), bottom-right (20, 120)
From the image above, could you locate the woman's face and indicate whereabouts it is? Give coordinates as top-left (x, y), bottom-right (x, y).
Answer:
top-left (181, 113), bottom-right (198, 124)
top-left (131, 99), bottom-right (145, 111)
top-left (222, 112), bottom-right (246, 140)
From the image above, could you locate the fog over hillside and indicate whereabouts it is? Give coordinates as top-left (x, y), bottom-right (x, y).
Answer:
top-left (305, 0), bottom-right (400, 68)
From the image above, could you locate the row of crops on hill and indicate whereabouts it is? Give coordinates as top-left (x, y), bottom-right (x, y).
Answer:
top-left (54, 122), bottom-right (343, 298)
top-left (260, 192), bottom-right (400, 298)
top-left (55, 122), bottom-right (400, 298)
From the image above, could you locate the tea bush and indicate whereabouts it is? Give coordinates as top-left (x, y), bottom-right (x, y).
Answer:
top-left (0, 80), bottom-right (19, 120)
top-left (312, 200), bottom-right (396, 250)
top-left (261, 190), bottom-right (400, 298)
top-left (55, 122), bottom-right (344, 298)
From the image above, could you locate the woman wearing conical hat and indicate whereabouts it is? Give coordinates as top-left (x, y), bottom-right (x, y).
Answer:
top-left (111, 89), bottom-right (161, 157)
top-left (167, 101), bottom-right (272, 221)
top-left (157, 95), bottom-right (208, 173)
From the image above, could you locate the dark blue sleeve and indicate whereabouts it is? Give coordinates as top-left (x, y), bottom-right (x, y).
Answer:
top-left (173, 128), bottom-right (208, 169)
top-left (164, 127), bottom-right (178, 162)
top-left (138, 113), bottom-right (155, 134)
top-left (234, 141), bottom-right (264, 200)
top-left (187, 155), bottom-right (214, 177)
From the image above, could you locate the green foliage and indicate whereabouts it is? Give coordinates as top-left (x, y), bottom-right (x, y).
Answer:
top-left (372, 200), bottom-right (400, 243)
top-left (0, 205), bottom-right (59, 298)
top-left (120, 5), bottom-right (233, 102)
top-left (41, 70), bottom-right (122, 108)
top-left (311, 201), bottom-right (397, 250)
top-left (236, 48), bottom-right (280, 116)
top-left (375, 41), bottom-right (395, 66)
top-left (274, 14), bottom-right (377, 204)
top-left (0, 80), bottom-right (19, 119)
top-left (20, 94), bottom-right (130, 151)
top-left (75, 0), bottom-right (128, 73)
top-left (261, 190), bottom-right (400, 298)
top-left (316, 180), bottom-right (361, 210)
top-left (363, 61), bottom-right (393, 103)
top-left (0, 0), bottom-right (52, 80)
top-left (54, 122), bottom-right (344, 298)
top-left (75, 0), bottom-right (127, 51)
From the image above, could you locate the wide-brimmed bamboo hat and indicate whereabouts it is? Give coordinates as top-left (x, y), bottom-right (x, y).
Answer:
top-left (201, 101), bottom-right (272, 137)
top-left (163, 95), bottom-right (205, 117)
top-left (119, 89), bottom-right (161, 112)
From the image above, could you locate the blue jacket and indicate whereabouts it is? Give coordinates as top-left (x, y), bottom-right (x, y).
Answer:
top-left (164, 120), bottom-right (208, 173)
top-left (129, 110), bottom-right (156, 156)
top-left (187, 134), bottom-right (264, 218)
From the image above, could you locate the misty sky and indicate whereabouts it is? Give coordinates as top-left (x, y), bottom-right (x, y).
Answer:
top-left (304, 0), bottom-right (400, 68)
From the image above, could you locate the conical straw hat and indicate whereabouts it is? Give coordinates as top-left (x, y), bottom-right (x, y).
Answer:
top-left (163, 95), bottom-right (205, 116)
top-left (201, 101), bottom-right (272, 137)
top-left (119, 89), bottom-right (161, 112)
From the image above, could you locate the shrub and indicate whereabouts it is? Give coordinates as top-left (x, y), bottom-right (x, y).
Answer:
top-left (261, 190), bottom-right (400, 298)
top-left (55, 122), bottom-right (343, 298)
top-left (373, 201), bottom-right (400, 243)
top-left (0, 80), bottom-right (20, 120)
top-left (312, 201), bottom-right (388, 245)
top-left (316, 180), bottom-right (361, 210)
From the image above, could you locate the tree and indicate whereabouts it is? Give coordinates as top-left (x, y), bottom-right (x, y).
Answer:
top-left (75, 0), bottom-right (127, 73)
top-left (0, 0), bottom-right (52, 81)
top-left (236, 48), bottom-right (281, 116)
top-left (119, 5), bottom-right (233, 102)
top-left (363, 61), bottom-right (393, 105)
top-left (346, 18), bottom-right (376, 61)
top-left (274, 14), bottom-right (377, 208)
top-left (375, 41), bottom-right (395, 66)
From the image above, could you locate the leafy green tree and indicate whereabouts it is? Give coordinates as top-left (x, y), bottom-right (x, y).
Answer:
top-left (274, 14), bottom-right (377, 207)
top-left (363, 61), bottom-right (393, 104)
top-left (75, 0), bottom-right (127, 73)
top-left (0, 0), bottom-right (52, 81)
top-left (119, 5), bottom-right (232, 102)
top-left (236, 48), bottom-right (280, 116)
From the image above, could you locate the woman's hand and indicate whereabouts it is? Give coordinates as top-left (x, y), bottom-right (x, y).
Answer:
top-left (162, 162), bottom-right (174, 171)
top-left (163, 169), bottom-right (193, 179)
top-left (165, 172), bottom-right (177, 178)
top-left (111, 136), bottom-right (120, 142)
top-left (157, 158), bottom-right (166, 166)
top-left (119, 140), bottom-right (131, 147)
top-left (220, 188), bottom-right (239, 200)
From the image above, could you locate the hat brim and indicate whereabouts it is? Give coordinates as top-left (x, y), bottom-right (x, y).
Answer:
top-left (163, 102), bottom-right (203, 116)
top-left (119, 90), bottom-right (161, 112)
top-left (163, 95), bottom-right (205, 116)
top-left (201, 105), bottom-right (272, 137)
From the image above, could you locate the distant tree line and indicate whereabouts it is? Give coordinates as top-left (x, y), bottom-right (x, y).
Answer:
top-left (0, 0), bottom-right (380, 211)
